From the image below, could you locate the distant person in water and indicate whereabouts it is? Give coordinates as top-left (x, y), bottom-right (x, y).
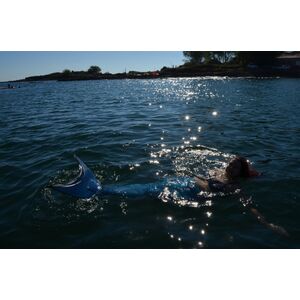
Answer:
top-left (194, 156), bottom-right (260, 193)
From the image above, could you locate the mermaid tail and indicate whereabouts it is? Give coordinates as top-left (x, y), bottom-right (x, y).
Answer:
top-left (102, 177), bottom-right (199, 197)
top-left (50, 156), bottom-right (199, 199)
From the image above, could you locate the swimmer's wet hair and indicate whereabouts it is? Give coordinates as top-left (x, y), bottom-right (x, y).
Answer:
top-left (235, 156), bottom-right (251, 177)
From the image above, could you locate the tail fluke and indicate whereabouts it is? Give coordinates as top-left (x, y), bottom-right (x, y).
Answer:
top-left (51, 155), bottom-right (102, 199)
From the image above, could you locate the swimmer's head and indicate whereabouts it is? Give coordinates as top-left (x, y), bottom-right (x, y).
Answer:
top-left (225, 156), bottom-right (259, 179)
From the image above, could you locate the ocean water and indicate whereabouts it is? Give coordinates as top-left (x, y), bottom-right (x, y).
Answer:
top-left (0, 78), bottom-right (299, 248)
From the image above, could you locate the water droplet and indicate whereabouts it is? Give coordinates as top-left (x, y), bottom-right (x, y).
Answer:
top-left (185, 115), bottom-right (190, 120)
top-left (149, 160), bottom-right (159, 164)
top-left (206, 211), bottom-right (212, 218)
top-left (212, 111), bottom-right (218, 116)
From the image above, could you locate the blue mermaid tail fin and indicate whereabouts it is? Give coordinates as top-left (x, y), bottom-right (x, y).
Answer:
top-left (51, 155), bottom-right (102, 199)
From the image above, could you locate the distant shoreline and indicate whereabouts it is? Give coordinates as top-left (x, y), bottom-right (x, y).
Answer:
top-left (6, 64), bottom-right (300, 83)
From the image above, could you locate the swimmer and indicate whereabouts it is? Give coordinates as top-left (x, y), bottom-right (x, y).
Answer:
top-left (193, 156), bottom-right (288, 237)
top-left (49, 155), bottom-right (288, 237)
top-left (193, 156), bottom-right (260, 193)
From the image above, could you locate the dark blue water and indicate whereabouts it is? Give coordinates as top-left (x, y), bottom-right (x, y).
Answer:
top-left (0, 78), bottom-right (299, 248)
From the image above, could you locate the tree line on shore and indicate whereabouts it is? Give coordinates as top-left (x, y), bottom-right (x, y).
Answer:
top-left (62, 65), bottom-right (102, 76)
top-left (63, 52), bottom-right (286, 76)
top-left (51, 52), bottom-right (289, 80)
top-left (21, 65), bottom-right (160, 81)
top-left (182, 51), bottom-right (284, 66)
top-left (18, 52), bottom-right (299, 82)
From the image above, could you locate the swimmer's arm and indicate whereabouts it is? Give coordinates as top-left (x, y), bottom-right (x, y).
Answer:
top-left (183, 171), bottom-right (211, 191)
top-left (194, 175), bottom-right (232, 193)
top-left (249, 207), bottom-right (289, 237)
top-left (194, 177), bottom-right (210, 191)
top-left (238, 190), bottom-right (289, 237)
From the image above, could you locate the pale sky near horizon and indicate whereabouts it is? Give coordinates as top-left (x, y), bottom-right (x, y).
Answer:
top-left (0, 51), bottom-right (185, 82)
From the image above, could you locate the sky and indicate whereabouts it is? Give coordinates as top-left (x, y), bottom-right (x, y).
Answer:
top-left (0, 51), bottom-right (185, 82)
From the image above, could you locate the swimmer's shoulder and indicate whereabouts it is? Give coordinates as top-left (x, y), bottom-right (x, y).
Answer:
top-left (207, 177), bottom-right (238, 193)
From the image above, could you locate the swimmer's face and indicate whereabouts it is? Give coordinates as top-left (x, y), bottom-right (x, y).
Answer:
top-left (225, 159), bottom-right (242, 178)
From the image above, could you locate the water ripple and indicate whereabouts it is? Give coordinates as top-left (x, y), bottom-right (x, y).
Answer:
top-left (0, 78), bottom-right (299, 248)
